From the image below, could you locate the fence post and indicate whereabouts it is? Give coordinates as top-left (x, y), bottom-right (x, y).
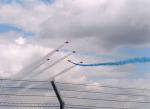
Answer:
top-left (51, 80), bottom-right (65, 109)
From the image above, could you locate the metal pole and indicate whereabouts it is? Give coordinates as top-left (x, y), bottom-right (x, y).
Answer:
top-left (51, 80), bottom-right (64, 109)
top-left (50, 59), bottom-right (82, 109)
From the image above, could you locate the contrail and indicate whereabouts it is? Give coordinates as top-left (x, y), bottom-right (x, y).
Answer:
top-left (12, 41), bottom-right (70, 91)
top-left (69, 57), bottom-right (150, 67)
top-left (52, 65), bottom-right (76, 80)
top-left (28, 52), bottom-right (74, 78)
top-left (51, 61), bottom-right (83, 81)
top-left (16, 41), bottom-right (69, 78)
top-left (15, 51), bottom-right (75, 92)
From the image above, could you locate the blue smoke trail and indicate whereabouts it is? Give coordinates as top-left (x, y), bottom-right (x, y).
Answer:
top-left (69, 57), bottom-right (150, 67)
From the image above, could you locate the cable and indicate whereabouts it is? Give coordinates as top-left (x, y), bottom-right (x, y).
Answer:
top-left (63, 96), bottom-right (150, 104)
top-left (0, 81), bottom-right (52, 90)
top-left (0, 93), bottom-right (56, 97)
top-left (66, 104), bottom-right (135, 109)
top-left (56, 81), bottom-right (150, 91)
top-left (0, 102), bottom-right (59, 107)
top-left (0, 79), bottom-right (52, 90)
top-left (60, 89), bottom-right (150, 97)
top-left (1, 79), bottom-right (150, 91)
top-left (0, 78), bottom-right (48, 83)
top-left (0, 105), bottom-right (59, 107)
top-left (0, 86), bottom-right (51, 90)
top-left (1, 79), bottom-right (149, 91)
top-left (1, 79), bottom-right (150, 92)
top-left (0, 102), bottom-right (58, 105)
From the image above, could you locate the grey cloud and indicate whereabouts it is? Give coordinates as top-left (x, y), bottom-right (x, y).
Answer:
top-left (40, 0), bottom-right (150, 50)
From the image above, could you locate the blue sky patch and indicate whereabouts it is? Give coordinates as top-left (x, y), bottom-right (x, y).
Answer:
top-left (0, 0), bottom-right (55, 5)
top-left (0, 23), bottom-right (34, 37)
top-left (41, 0), bottom-right (55, 5)
top-left (118, 47), bottom-right (150, 57)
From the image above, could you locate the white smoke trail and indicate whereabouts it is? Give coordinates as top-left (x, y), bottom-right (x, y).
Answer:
top-left (15, 41), bottom-right (69, 79)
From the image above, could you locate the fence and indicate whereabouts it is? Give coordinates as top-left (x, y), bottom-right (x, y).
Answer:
top-left (0, 79), bottom-right (150, 109)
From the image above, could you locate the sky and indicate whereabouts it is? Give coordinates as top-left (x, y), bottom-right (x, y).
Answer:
top-left (0, 0), bottom-right (150, 79)
top-left (0, 0), bottom-right (150, 108)
top-left (0, 0), bottom-right (150, 81)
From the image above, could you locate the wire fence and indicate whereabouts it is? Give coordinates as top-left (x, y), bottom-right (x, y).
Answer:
top-left (56, 81), bottom-right (150, 109)
top-left (0, 79), bottom-right (150, 109)
top-left (0, 79), bottom-right (58, 109)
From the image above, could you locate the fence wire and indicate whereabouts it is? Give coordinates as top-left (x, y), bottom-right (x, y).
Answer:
top-left (0, 79), bottom-right (150, 109)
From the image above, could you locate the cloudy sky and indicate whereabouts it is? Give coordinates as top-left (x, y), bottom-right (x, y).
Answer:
top-left (0, 0), bottom-right (150, 96)
top-left (1, 0), bottom-right (150, 108)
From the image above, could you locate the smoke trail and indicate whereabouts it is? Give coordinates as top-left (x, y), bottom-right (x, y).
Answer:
top-left (29, 53), bottom-right (72, 78)
top-left (69, 57), bottom-right (150, 67)
top-left (52, 65), bottom-right (76, 80)
top-left (16, 52), bottom-right (74, 93)
top-left (15, 41), bottom-right (69, 79)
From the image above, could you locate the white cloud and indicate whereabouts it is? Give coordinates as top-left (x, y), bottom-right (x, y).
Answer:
top-left (0, 1), bottom-right (150, 108)
top-left (0, 1), bottom-right (55, 32)
top-left (15, 37), bottom-right (26, 45)
top-left (0, 36), bottom-right (88, 84)
top-left (0, 0), bottom-right (149, 85)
